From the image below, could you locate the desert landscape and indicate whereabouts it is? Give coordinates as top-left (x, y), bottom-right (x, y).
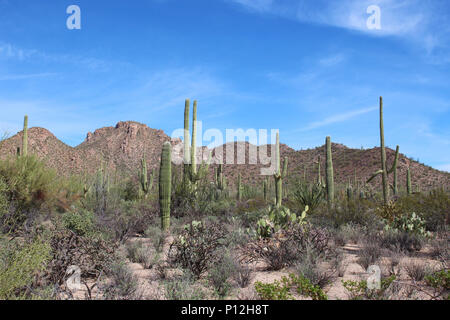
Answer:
top-left (1, 1), bottom-right (449, 303)
top-left (0, 98), bottom-right (448, 300)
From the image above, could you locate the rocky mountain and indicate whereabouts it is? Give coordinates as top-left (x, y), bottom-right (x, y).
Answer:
top-left (1, 121), bottom-right (449, 192)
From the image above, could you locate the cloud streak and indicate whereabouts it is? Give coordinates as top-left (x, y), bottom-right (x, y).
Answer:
top-left (0, 73), bottom-right (58, 81)
top-left (298, 106), bottom-right (378, 131)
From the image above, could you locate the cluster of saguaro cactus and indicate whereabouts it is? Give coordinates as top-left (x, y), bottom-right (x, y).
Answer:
top-left (159, 142), bottom-right (172, 231)
top-left (273, 132), bottom-right (288, 207)
top-left (22, 115), bottom-right (28, 157)
top-left (367, 97), bottom-right (400, 204)
top-left (139, 156), bottom-right (155, 199)
top-left (325, 136), bottom-right (334, 207)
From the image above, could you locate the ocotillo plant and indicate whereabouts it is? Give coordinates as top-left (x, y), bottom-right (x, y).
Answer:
top-left (273, 132), bottom-right (288, 207)
top-left (237, 173), bottom-right (242, 201)
top-left (139, 156), bottom-right (155, 199)
top-left (325, 136), bottom-right (334, 207)
top-left (407, 167), bottom-right (412, 195)
top-left (159, 142), bottom-right (172, 231)
top-left (22, 115), bottom-right (28, 156)
top-left (367, 97), bottom-right (400, 204)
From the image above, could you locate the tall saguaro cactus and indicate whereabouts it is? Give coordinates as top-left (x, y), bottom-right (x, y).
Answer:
top-left (392, 145), bottom-right (399, 195)
top-left (379, 96), bottom-right (389, 204)
top-left (237, 173), bottom-right (242, 201)
top-left (216, 164), bottom-right (226, 190)
top-left (263, 178), bottom-right (268, 202)
top-left (191, 100), bottom-right (198, 177)
top-left (273, 132), bottom-right (288, 207)
top-left (325, 136), bottom-right (334, 206)
top-left (183, 99), bottom-right (210, 184)
top-left (317, 155), bottom-right (322, 185)
top-left (22, 115), bottom-right (28, 156)
top-left (159, 142), bottom-right (172, 231)
top-left (367, 97), bottom-right (400, 204)
top-left (139, 156), bottom-right (155, 199)
top-left (183, 99), bottom-right (190, 181)
top-left (406, 167), bottom-right (412, 195)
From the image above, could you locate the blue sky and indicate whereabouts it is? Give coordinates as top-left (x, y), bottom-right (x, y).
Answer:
top-left (0, 0), bottom-right (449, 171)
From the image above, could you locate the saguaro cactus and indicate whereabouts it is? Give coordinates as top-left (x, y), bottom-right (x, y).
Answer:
top-left (183, 99), bottom-right (210, 184)
top-left (216, 164), bottom-right (225, 190)
top-left (317, 155), bottom-right (322, 185)
top-left (159, 142), bottom-right (172, 231)
top-left (406, 167), bottom-right (412, 195)
top-left (139, 156), bottom-right (155, 198)
top-left (325, 136), bottom-right (334, 206)
top-left (379, 96), bottom-right (389, 204)
top-left (263, 178), bottom-right (268, 202)
top-left (392, 145), bottom-right (399, 195)
top-left (191, 100), bottom-right (198, 177)
top-left (237, 173), bottom-right (242, 201)
top-left (273, 132), bottom-right (288, 207)
top-left (22, 115), bottom-right (28, 156)
top-left (367, 97), bottom-right (400, 204)
top-left (183, 99), bottom-right (190, 181)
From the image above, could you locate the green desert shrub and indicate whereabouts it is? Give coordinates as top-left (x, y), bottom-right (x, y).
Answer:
top-left (62, 209), bottom-right (96, 237)
top-left (255, 274), bottom-right (327, 300)
top-left (208, 251), bottom-right (235, 297)
top-left (0, 156), bottom-right (63, 232)
top-left (384, 212), bottom-right (431, 238)
top-left (163, 270), bottom-right (206, 300)
top-left (0, 155), bottom-right (60, 210)
top-left (0, 237), bottom-right (51, 300)
top-left (396, 189), bottom-right (449, 231)
top-left (100, 261), bottom-right (141, 300)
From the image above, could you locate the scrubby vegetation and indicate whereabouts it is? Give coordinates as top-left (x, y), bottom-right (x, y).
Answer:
top-left (0, 100), bottom-right (448, 300)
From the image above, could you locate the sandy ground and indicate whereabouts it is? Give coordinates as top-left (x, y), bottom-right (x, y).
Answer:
top-left (66, 237), bottom-right (446, 300)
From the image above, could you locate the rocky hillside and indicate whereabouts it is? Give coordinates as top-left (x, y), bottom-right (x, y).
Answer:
top-left (1, 121), bottom-right (449, 192)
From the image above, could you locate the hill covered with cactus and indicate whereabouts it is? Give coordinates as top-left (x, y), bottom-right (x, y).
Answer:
top-left (0, 120), bottom-right (449, 192)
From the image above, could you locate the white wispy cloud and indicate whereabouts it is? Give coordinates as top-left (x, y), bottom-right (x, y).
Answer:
top-left (226, 0), bottom-right (450, 59)
top-left (0, 42), bottom-right (116, 72)
top-left (298, 106), bottom-right (378, 131)
top-left (318, 53), bottom-right (346, 67)
top-left (0, 73), bottom-right (58, 81)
